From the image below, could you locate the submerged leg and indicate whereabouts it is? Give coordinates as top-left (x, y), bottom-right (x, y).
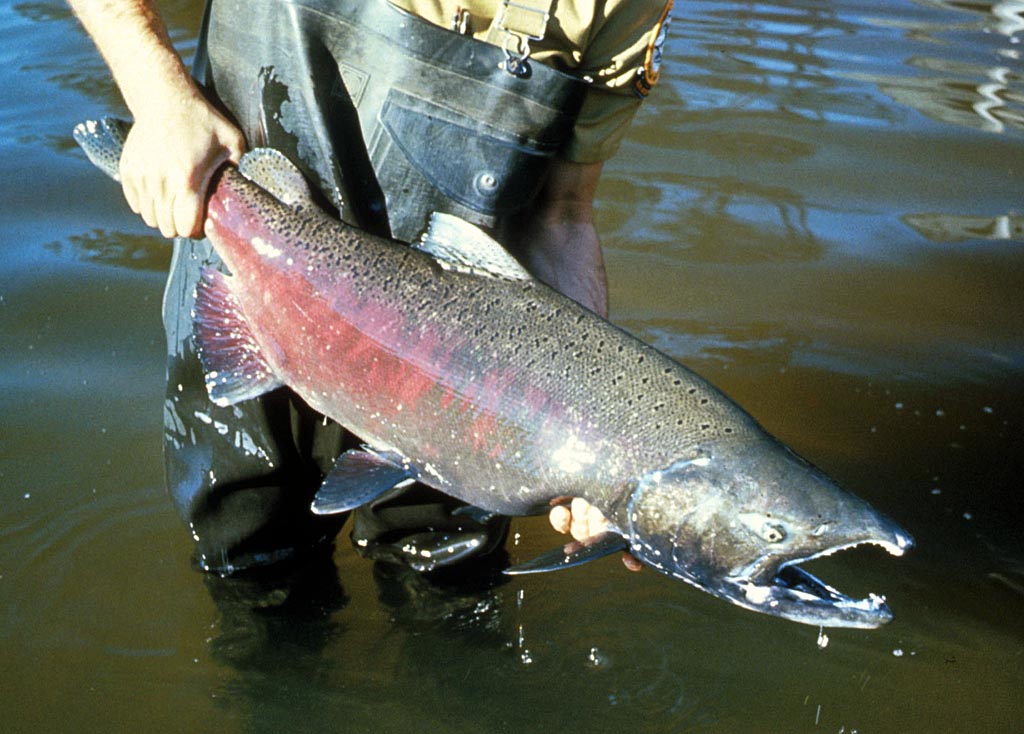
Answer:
top-left (162, 235), bottom-right (347, 573)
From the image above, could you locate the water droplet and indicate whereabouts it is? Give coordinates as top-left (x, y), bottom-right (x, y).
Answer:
top-left (816, 627), bottom-right (829, 649)
top-left (587, 646), bottom-right (610, 668)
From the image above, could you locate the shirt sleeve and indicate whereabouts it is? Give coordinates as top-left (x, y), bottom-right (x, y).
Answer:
top-left (563, 0), bottom-right (674, 163)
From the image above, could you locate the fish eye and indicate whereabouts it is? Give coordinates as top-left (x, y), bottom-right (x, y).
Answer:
top-left (738, 512), bottom-right (788, 543)
top-left (761, 523), bottom-right (786, 543)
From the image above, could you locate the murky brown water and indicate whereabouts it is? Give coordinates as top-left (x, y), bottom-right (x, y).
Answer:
top-left (2, 1), bottom-right (1022, 732)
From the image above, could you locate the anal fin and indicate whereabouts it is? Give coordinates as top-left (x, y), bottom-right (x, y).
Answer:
top-left (504, 531), bottom-right (629, 575)
top-left (311, 448), bottom-right (416, 515)
top-left (193, 268), bottom-right (284, 406)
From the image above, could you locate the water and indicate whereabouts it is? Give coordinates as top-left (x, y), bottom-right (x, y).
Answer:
top-left (1, 1), bottom-right (1022, 732)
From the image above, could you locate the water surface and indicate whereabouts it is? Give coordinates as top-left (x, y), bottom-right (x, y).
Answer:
top-left (1, 1), bottom-right (1022, 732)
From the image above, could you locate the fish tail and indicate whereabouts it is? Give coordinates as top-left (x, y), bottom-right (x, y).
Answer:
top-left (72, 117), bottom-right (131, 182)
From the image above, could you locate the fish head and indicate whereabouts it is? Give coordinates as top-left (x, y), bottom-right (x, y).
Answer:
top-left (623, 439), bottom-right (913, 628)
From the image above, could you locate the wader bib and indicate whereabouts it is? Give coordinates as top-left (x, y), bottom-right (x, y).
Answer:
top-left (162, 0), bottom-right (587, 573)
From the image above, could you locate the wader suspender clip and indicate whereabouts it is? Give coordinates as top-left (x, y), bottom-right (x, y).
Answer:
top-left (488, 0), bottom-right (554, 77)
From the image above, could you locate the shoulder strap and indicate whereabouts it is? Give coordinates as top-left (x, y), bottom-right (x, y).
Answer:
top-left (486, 0), bottom-right (555, 75)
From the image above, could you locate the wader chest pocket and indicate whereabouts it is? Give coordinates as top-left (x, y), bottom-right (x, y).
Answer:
top-left (376, 91), bottom-right (556, 224)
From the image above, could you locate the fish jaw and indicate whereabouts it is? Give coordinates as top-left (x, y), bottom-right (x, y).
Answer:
top-left (622, 439), bottom-right (914, 628)
top-left (717, 530), bottom-right (912, 628)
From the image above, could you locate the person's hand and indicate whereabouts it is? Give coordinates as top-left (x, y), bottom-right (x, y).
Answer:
top-left (548, 497), bottom-right (643, 571)
top-left (120, 93), bottom-right (245, 239)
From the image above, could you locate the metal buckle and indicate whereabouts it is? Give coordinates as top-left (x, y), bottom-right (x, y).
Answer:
top-left (495, 1), bottom-right (549, 77)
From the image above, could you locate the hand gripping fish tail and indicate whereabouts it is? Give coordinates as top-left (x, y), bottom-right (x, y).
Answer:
top-left (75, 117), bottom-right (914, 629)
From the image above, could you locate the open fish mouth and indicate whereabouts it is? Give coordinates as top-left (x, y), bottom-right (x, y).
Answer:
top-left (726, 536), bottom-right (913, 629)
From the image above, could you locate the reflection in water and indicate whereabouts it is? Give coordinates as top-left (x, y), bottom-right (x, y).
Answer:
top-left (370, 558), bottom-right (508, 634)
top-left (850, 0), bottom-right (1024, 133)
top-left (904, 211), bottom-right (1024, 241)
top-left (11, 0), bottom-right (69, 22)
top-left (672, 1), bottom-right (904, 125)
top-left (866, 57), bottom-right (1023, 134)
top-left (204, 547), bottom-right (346, 734)
top-left (973, 64), bottom-right (1017, 133)
top-left (12, 2), bottom-right (120, 113)
top-left (992, 0), bottom-right (1024, 36)
top-left (203, 548), bottom-right (347, 671)
top-left (205, 552), bottom-right (516, 733)
top-left (641, 319), bottom-right (797, 368)
top-left (625, 0), bottom-right (917, 263)
top-left (44, 229), bottom-right (173, 272)
top-left (603, 167), bottom-right (825, 263)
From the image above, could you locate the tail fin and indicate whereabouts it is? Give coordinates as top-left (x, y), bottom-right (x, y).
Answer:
top-left (72, 117), bottom-right (131, 182)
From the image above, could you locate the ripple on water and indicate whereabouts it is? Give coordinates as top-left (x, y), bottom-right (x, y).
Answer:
top-left (0, 485), bottom-right (169, 643)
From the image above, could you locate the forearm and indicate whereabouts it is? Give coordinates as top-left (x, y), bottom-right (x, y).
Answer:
top-left (69, 0), bottom-right (245, 238)
top-left (524, 212), bottom-right (609, 318)
top-left (499, 159), bottom-right (609, 317)
top-left (68, 0), bottom-right (198, 119)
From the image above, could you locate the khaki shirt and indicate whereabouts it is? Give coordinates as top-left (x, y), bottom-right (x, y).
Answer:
top-left (390, 0), bottom-right (674, 162)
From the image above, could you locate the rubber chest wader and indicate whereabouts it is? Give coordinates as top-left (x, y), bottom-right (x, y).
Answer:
top-left (162, 0), bottom-right (587, 573)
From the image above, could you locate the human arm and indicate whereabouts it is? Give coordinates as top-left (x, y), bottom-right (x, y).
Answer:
top-left (498, 158), bottom-right (609, 318)
top-left (68, 0), bottom-right (245, 237)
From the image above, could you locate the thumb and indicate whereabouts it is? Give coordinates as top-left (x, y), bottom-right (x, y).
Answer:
top-left (223, 126), bottom-right (247, 166)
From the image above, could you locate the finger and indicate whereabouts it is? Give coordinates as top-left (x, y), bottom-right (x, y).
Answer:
top-left (173, 187), bottom-right (204, 239)
top-left (201, 130), bottom-right (244, 181)
top-left (570, 498), bottom-right (591, 541)
top-left (122, 178), bottom-right (140, 215)
top-left (202, 212), bottom-right (215, 239)
top-left (621, 553), bottom-right (643, 572)
top-left (154, 187), bottom-right (178, 239)
top-left (586, 502), bottom-right (609, 536)
top-left (225, 135), bottom-right (246, 165)
top-left (119, 143), bottom-right (142, 213)
top-left (548, 505), bottom-right (571, 535)
top-left (189, 149), bottom-right (233, 237)
top-left (137, 187), bottom-right (160, 231)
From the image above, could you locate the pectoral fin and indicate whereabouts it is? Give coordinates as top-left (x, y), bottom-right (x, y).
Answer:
top-left (311, 448), bottom-right (416, 515)
top-left (193, 268), bottom-right (285, 406)
top-left (504, 531), bottom-right (629, 575)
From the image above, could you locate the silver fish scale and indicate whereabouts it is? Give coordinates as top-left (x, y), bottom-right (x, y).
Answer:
top-left (224, 169), bottom-right (764, 511)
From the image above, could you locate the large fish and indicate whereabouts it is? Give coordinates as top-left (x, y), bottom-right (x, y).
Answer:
top-left (75, 118), bottom-right (912, 628)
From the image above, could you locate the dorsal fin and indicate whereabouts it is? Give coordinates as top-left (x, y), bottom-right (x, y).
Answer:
top-left (239, 148), bottom-right (316, 208)
top-left (415, 212), bottom-right (534, 281)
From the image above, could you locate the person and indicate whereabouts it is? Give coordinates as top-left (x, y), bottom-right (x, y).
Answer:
top-left (68, 0), bottom-right (668, 576)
